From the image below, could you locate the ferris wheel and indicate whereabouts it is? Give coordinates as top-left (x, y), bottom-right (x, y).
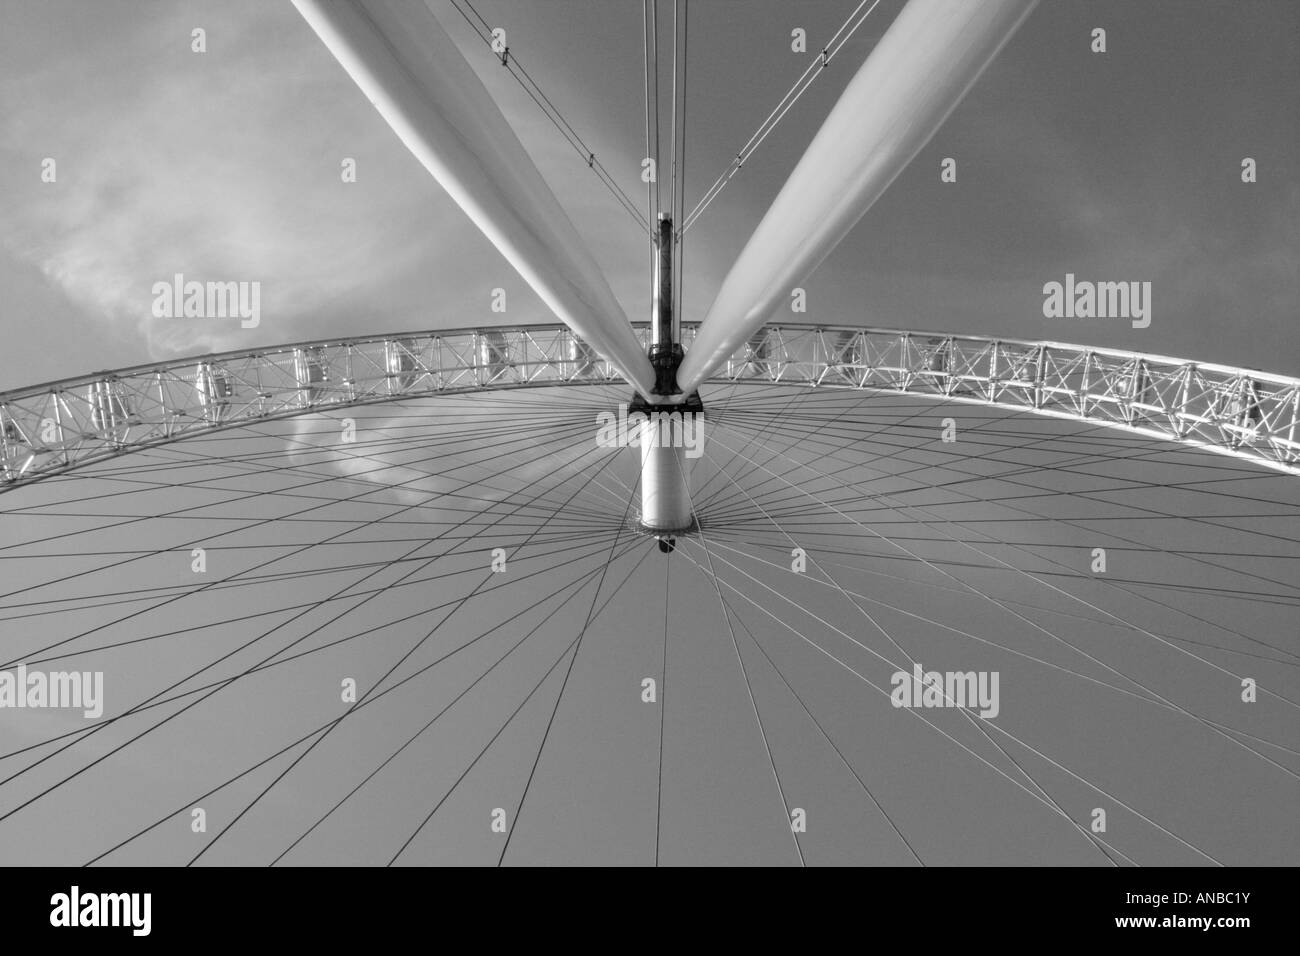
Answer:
top-left (0, 0), bottom-right (1296, 868)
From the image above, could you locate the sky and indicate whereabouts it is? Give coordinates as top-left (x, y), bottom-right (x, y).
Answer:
top-left (0, 0), bottom-right (1297, 390)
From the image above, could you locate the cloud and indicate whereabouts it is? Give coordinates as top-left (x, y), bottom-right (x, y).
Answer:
top-left (0, 1), bottom-right (496, 362)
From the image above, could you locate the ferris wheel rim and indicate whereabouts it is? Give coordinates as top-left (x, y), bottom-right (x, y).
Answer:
top-left (2, 321), bottom-right (1298, 491)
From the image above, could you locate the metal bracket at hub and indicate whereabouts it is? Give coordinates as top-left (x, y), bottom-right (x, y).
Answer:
top-left (636, 213), bottom-right (704, 542)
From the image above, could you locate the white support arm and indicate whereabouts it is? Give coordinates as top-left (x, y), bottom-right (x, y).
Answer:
top-left (292, 0), bottom-right (658, 398)
top-left (675, 0), bottom-right (1039, 397)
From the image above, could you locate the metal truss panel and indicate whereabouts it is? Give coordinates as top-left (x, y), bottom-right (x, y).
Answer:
top-left (2, 324), bottom-right (1297, 487)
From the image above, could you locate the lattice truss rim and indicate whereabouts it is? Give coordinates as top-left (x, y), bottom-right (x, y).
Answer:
top-left (2, 323), bottom-right (1297, 487)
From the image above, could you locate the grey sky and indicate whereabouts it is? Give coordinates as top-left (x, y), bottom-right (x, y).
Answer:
top-left (1, 0), bottom-right (1296, 389)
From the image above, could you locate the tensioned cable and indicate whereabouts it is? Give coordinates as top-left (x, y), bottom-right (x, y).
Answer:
top-left (184, 435), bottom-right (634, 864)
top-left (494, 462), bottom-right (642, 866)
top-left (447, 0), bottom-right (648, 231)
top-left (3, 447), bottom-right (626, 852)
top-left (710, 409), bottom-right (1300, 657)
top-left (706, 423), bottom-right (1300, 739)
top-left (705, 398), bottom-right (1300, 549)
top-left (715, 576), bottom-right (925, 864)
top-left (680, 0), bottom-right (885, 235)
top-left (595, 422), bottom-right (1300, 673)
top-left (650, 0), bottom-right (661, 218)
top-left (696, 533), bottom-right (1300, 610)
top-left (694, 420), bottom-right (1128, 861)
top-left (643, 0), bottom-right (659, 314)
top-left (0, 410), bottom-right (597, 563)
top-left (655, 554), bottom-right (669, 866)
top-left (0, 531), bottom-right (629, 631)
top-left (695, 421), bottom-right (1289, 528)
top-left (717, 504), bottom-right (1294, 842)
top-left (1, 533), bottom-right (638, 768)
top-left (673, 0), bottom-right (689, 324)
top-left (708, 411), bottom-right (1300, 491)
top-left (381, 546), bottom-right (643, 865)
top-left (0, 405), bottom-right (597, 549)
top-left (673, 523), bottom-right (1211, 864)
top-left (673, 443), bottom-right (806, 866)
top-left (0, 416), bottom-right (599, 626)
top-left (697, 527), bottom-right (1300, 575)
top-left (83, 535), bottom-right (649, 866)
top-left (703, 531), bottom-right (1300, 642)
top-left (0, 472), bottom-right (486, 799)
top-left (0, 409), bottom-right (599, 530)
top-left (0, 435), bottom-right (579, 665)
top-left (692, 384), bottom-right (821, 507)
top-left (713, 410), bottom-right (1300, 599)
top-left (668, 0), bottom-right (678, 231)
top-left (7, 396), bottom-right (616, 490)
top-left (0, 426), bottom-right (616, 800)
top-left (707, 389), bottom-right (1300, 483)
top-left (3, 533), bottom-right (632, 675)
top-left (7, 385), bottom-right (1279, 863)
top-left (273, 535), bottom-right (654, 865)
top-left (704, 537), bottom-right (1300, 757)
top-left (695, 400), bottom-right (1300, 641)
top-left (697, 440), bottom-right (1124, 865)
top-left (182, 426), bottom-right (629, 858)
top-left (675, 541), bottom-right (1145, 864)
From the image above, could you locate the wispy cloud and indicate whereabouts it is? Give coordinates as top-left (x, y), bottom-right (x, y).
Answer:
top-left (0, 1), bottom-right (509, 362)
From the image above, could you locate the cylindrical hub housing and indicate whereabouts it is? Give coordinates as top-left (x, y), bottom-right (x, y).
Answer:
top-left (638, 414), bottom-right (699, 533)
